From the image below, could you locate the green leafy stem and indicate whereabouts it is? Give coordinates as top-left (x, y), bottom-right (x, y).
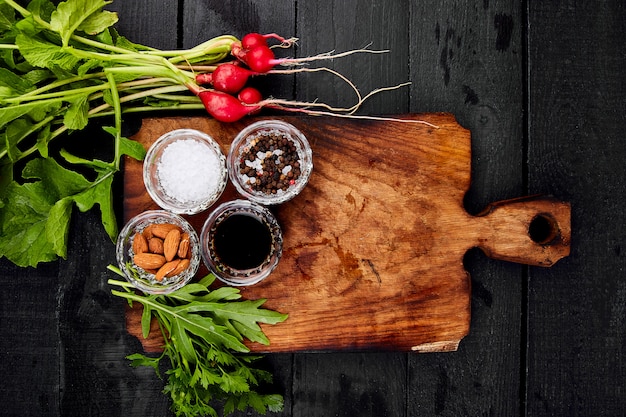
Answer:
top-left (108, 267), bottom-right (288, 417)
top-left (0, 0), bottom-right (238, 267)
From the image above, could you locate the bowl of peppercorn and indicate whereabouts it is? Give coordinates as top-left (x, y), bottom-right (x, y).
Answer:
top-left (227, 120), bottom-right (313, 205)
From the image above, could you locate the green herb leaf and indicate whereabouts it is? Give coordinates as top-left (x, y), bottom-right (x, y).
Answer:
top-left (77, 8), bottom-right (117, 36)
top-left (0, 4), bottom-right (16, 33)
top-left (0, 67), bottom-right (34, 95)
top-left (127, 352), bottom-right (161, 376)
top-left (63, 93), bottom-right (89, 130)
top-left (71, 168), bottom-right (117, 239)
top-left (140, 304), bottom-right (152, 339)
top-left (0, 180), bottom-right (61, 266)
top-left (50, 0), bottom-right (114, 46)
top-left (108, 275), bottom-right (288, 417)
top-left (0, 156), bottom-right (120, 266)
top-left (117, 133), bottom-right (147, 161)
top-left (46, 196), bottom-right (74, 257)
top-left (15, 33), bottom-right (82, 71)
top-left (0, 100), bottom-right (49, 130)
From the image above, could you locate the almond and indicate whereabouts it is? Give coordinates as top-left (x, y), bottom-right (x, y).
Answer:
top-left (163, 228), bottom-right (181, 262)
top-left (132, 232), bottom-right (148, 254)
top-left (133, 252), bottom-right (166, 270)
top-left (155, 259), bottom-right (180, 282)
top-left (148, 237), bottom-right (164, 254)
top-left (152, 223), bottom-right (181, 239)
top-left (142, 224), bottom-right (155, 240)
top-left (168, 258), bottom-right (190, 277)
top-left (177, 233), bottom-right (190, 259)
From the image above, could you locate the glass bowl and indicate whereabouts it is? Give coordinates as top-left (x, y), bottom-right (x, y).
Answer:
top-left (116, 210), bottom-right (201, 294)
top-left (200, 200), bottom-right (283, 286)
top-left (144, 129), bottom-right (227, 215)
top-left (227, 120), bottom-right (313, 205)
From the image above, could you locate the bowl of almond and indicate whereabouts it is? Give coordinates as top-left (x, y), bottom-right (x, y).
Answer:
top-left (116, 210), bottom-right (200, 294)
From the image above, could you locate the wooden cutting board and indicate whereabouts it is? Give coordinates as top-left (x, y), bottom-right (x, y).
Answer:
top-left (123, 114), bottom-right (571, 353)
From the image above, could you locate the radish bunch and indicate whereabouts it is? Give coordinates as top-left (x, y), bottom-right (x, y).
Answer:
top-left (191, 32), bottom-right (296, 122)
top-left (189, 32), bottom-right (420, 123)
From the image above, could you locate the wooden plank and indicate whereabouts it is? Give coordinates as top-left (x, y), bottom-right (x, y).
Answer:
top-left (108, 0), bottom-right (178, 49)
top-left (295, 0), bottom-right (410, 114)
top-left (407, 0), bottom-right (526, 415)
top-left (527, 2), bottom-right (626, 415)
top-left (58, 211), bottom-right (172, 415)
top-left (291, 2), bottom-right (412, 415)
top-left (177, 4), bottom-right (298, 417)
top-left (54, 2), bottom-right (180, 416)
top-left (291, 353), bottom-right (407, 417)
top-left (276, 0), bottom-right (409, 417)
top-left (182, 0), bottom-right (296, 100)
top-left (0, 260), bottom-right (60, 416)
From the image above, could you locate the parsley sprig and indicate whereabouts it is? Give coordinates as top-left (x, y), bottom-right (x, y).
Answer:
top-left (108, 268), bottom-right (288, 417)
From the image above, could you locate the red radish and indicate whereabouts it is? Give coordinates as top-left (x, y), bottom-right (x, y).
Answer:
top-left (239, 45), bottom-right (278, 73)
top-left (197, 89), bottom-right (261, 122)
top-left (238, 86), bottom-right (263, 104)
top-left (241, 33), bottom-right (293, 49)
top-left (195, 64), bottom-right (256, 93)
top-left (241, 33), bottom-right (268, 50)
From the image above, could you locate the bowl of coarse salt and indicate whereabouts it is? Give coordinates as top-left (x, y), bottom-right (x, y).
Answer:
top-left (144, 129), bottom-right (228, 215)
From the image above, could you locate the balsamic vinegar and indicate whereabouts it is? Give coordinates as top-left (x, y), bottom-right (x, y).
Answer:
top-left (213, 213), bottom-right (272, 270)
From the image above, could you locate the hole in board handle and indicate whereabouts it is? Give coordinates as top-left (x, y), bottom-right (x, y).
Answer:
top-left (528, 213), bottom-right (560, 245)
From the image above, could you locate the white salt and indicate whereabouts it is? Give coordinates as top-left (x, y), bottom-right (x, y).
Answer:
top-left (156, 139), bottom-right (222, 203)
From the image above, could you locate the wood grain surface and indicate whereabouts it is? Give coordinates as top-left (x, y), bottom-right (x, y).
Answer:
top-left (1, 1), bottom-right (623, 416)
top-left (123, 115), bottom-right (570, 353)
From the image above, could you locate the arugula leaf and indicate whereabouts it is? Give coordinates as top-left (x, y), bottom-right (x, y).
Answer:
top-left (108, 273), bottom-right (288, 417)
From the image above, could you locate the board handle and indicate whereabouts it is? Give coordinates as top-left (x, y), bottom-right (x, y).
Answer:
top-left (474, 195), bottom-right (571, 267)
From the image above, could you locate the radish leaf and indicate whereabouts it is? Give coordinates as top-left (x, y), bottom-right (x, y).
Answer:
top-left (50, 0), bottom-right (114, 46)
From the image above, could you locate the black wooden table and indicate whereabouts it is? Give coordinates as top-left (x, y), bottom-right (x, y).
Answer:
top-left (1, 1), bottom-right (624, 416)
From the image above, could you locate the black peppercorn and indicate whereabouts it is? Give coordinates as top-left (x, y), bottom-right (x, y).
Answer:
top-left (238, 132), bottom-right (303, 195)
